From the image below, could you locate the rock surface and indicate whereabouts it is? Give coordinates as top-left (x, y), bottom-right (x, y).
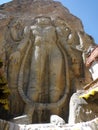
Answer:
top-left (0, 0), bottom-right (97, 125)
top-left (68, 91), bottom-right (98, 124)
top-left (0, 116), bottom-right (98, 130)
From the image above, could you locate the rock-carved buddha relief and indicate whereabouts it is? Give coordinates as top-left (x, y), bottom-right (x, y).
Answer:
top-left (4, 16), bottom-right (92, 123)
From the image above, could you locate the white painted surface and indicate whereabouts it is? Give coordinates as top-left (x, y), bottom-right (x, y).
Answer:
top-left (89, 61), bottom-right (98, 80)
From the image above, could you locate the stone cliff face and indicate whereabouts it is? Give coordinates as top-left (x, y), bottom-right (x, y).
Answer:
top-left (0, 0), bottom-right (83, 31)
top-left (0, 0), bottom-right (96, 124)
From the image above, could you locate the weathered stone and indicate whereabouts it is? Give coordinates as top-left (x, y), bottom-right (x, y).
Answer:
top-left (68, 91), bottom-right (98, 124)
top-left (0, 0), bottom-right (97, 124)
top-left (50, 115), bottom-right (65, 126)
top-left (0, 117), bottom-right (98, 130)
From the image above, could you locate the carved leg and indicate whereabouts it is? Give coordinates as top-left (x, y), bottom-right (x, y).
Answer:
top-left (24, 104), bottom-right (35, 124)
top-left (49, 47), bottom-right (65, 115)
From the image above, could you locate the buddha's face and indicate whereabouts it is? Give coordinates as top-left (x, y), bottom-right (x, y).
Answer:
top-left (35, 17), bottom-right (51, 26)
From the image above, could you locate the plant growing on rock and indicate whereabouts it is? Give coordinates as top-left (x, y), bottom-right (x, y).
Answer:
top-left (0, 59), bottom-right (10, 110)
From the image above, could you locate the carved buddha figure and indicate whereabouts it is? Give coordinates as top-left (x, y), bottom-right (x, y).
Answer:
top-left (26, 17), bottom-right (65, 104)
top-left (5, 17), bottom-right (86, 122)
